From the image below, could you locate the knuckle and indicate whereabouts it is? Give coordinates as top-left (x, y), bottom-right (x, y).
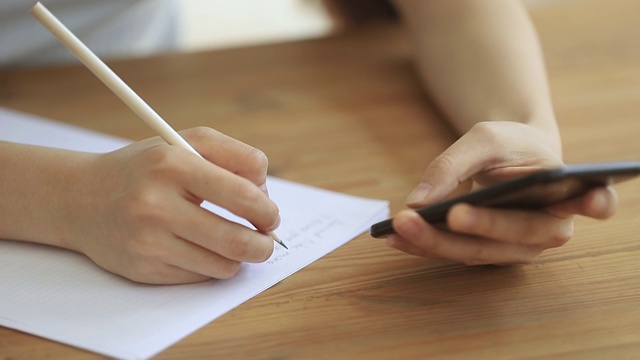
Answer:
top-left (143, 142), bottom-right (175, 162)
top-left (429, 153), bottom-right (457, 178)
top-left (129, 234), bottom-right (165, 262)
top-left (148, 147), bottom-right (185, 177)
top-left (233, 181), bottom-right (266, 208)
top-left (133, 146), bottom-right (186, 185)
top-left (256, 240), bottom-right (275, 262)
top-left (216, 260), bottom-right (242, 279)
top-left (222, 231), bottom-right (273, 262)
top-left (224, 231), bottom-right (253, 260)
top-left (245, 147), bottom-right (269, 170)
top-left (120, 187), bottom-right (167, 225)
top-left (182, 126), bottom-right (218, 143)
top-left (242, 147), bottom-right (269, 186)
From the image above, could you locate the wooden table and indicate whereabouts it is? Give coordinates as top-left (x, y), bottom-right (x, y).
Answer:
top-left (2, 0), bottom-right (640, 358)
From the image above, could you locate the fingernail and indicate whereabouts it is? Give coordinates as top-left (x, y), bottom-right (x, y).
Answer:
top-left (406, 183), bottom-right (431, 205)
top-left (395, 217), bottom-right (422, 239)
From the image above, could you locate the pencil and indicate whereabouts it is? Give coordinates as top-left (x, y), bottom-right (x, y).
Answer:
top-left (30, 2), bottom-right (287, 249)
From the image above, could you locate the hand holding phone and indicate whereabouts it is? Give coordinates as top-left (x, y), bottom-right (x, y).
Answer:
top-left (370, 161), bottom-right (640, 238)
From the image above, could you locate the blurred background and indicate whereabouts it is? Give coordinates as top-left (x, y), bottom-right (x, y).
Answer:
top-left (178, 0), bottom-right (333, 53)
top-left (0, 0), bottom-right (560, 67)
top-left (178, 0), bottom-right (559, 52)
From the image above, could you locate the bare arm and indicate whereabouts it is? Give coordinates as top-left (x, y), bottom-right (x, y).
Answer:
top-left (386, 0), bottom-right (617, 265)
top-left (0, 141), bottom-right (89, 250)
top-left (0, 128), bottom-right (280, 284)
top-left (393, 0), bottom-right (560, 152)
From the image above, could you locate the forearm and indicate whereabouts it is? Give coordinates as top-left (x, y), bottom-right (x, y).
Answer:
top-left (0, 141), bottom-right (91, 250)
top-left (393, 0), bottom-right (561, 154)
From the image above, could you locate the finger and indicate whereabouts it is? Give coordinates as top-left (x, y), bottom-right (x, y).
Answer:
top-left (121, 235), bottom-right (243, 284)
top-left (389, 210), bottom-right (539, 265)
top-left (174, 152), bottom-right (280, 232)
top-left (117, 217), bottom-right (246, 282)
top-left (447, 204), bottom-right (573, 248)
top-left (162, 235), bottom-right (243, 280)
top-left (94, 245), bottom-right (214, 285)
top-left (405, 122), bottom-right (561, 208)
top-left (171, 199), bottom-right (275, 263)
top-left (180, 127), bottom-right (270, 191)
top-left (405, 125), bottom-right (516, 207)
top-left (405, 149), bottom-right (485, 208)
top-left (125, 263), bottom-right (213, 285)
top-left (546, 187), bottom-right (618, 220)
top-left (112, 235), bottom-right (240, 284)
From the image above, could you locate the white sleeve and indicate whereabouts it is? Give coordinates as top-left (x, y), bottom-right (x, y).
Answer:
top-left (0, 0), bottom-right (180, 67)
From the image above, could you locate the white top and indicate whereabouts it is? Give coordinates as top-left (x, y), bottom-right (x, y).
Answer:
top-left (0, 0), bottom-right (179, 67)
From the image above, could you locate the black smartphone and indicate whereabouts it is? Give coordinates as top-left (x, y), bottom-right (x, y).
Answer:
top-left (370, 161), bottom-right (640, 238)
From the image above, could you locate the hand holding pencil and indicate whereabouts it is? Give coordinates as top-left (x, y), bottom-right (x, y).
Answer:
top-left (25, 2), bottom-right (284, 284)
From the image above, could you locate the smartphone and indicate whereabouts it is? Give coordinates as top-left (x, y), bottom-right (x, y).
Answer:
top-left (370, 161), bottom-right (640, 238)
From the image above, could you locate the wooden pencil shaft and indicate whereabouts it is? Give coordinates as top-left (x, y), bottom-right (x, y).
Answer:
top-left (29, 2), bottom-right (200, 157)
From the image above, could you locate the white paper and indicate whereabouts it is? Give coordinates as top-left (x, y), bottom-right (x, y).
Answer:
top-left (0, 108), bottom-right (389, 359)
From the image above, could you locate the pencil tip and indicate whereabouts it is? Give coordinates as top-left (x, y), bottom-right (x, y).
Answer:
top-left (269, 231), bottom-right (288, 249)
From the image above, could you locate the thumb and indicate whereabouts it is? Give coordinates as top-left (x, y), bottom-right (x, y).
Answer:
top-left (405, 122), bottom-right (563, 208)
top-left (405, 135), bottom-right (493, 208)
top-left (405, 154), bottom-right (478, 208)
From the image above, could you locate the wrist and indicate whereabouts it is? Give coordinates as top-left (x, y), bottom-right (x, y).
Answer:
top-left (50, 151), bottom-right (101, 253)
top-left (522, 114), bottom-right (563, 159)
top-left (0, 143), bottom-right (96, 252)
top-left (483, 110), bottom-right (562, 158)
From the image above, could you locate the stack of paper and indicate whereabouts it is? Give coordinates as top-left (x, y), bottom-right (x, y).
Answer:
top-left (0, 108), bottom-right (389, 359)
